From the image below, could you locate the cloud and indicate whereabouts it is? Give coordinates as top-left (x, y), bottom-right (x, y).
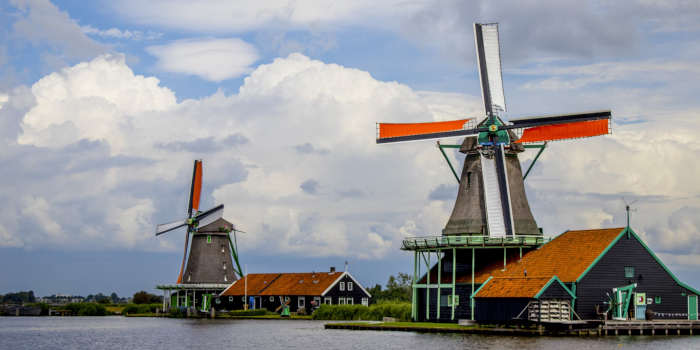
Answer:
top-left (10, 0), bottom-right (105, 61)
top-left (146, 38), bottom-right (259, 81)
top-left (300, 179), bottom-right (319, 195)
top-left (294, 143), bottom-right (329, 155)
top-left (155, 134), bottom-right (249, 153)
top-left (81, 25), bottom-right (163, 41)
top-left (112, 0), bottom-right (421, 33)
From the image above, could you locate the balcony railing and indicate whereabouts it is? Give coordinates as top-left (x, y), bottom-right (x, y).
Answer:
top-left (401, 235), bottom-right (551, 250)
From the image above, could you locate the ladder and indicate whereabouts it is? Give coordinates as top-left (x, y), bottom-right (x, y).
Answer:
top-left (480, 153), bottom-right (506, 237)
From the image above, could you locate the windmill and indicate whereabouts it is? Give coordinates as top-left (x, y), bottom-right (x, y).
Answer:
top-left (377, 23), bottom-right (612, 237)
top-left (156, 160), bottom-right (243, 283)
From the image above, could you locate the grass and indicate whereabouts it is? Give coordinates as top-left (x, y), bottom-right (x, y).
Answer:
top-left (105, 306), bottom-right (125, 314)
top-left (331, 321), bottom-right (475, 330)
top-left (311, 303), bottom-right (411, 321)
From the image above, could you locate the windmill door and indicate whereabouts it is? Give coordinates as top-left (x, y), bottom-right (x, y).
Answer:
top-left (688, 295), bottom-right (698, 320)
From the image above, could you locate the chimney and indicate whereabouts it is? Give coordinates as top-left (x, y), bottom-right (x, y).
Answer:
top-left (330, 266), bottom-right (336, 273)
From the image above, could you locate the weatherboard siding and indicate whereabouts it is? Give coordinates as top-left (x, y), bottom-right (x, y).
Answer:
top-left (576, 233), bottom-right (696, 320)
top-left (539, 281), bottom-right (572, 300)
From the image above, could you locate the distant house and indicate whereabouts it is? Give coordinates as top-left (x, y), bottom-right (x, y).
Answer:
top-left (217, 267), bottom-right (371, 313)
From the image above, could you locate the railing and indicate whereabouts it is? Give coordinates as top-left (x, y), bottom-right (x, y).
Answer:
top-left (401, 235), bottom-right (551, 250)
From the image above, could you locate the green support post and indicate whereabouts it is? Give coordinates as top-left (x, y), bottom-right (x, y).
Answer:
top-left (412, 251), bottom-right (417, 321)
top-left (571, 283), bottom-right (576, 319)
top-left (519, 247), bottom-right (522, 259)
top-left (435, 249), bottom-right (442, 320)
top-left (471, 248), bottom-right (475, 320)
top-left (437, 141), bottom-right (460, 184)
top-left (523, 142), bottom-right (547, 180)
top-left (451, 248), bottom-right (456, 320)
top-left (503, 247), bottom-right (506, 269)
top-left (426, 251), bottom-right (430, 320)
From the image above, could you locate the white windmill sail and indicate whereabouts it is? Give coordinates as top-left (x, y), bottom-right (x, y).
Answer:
top-left (474, 23), bottom-right (506, 115)
top-left (480, 152), bottom-right (506, 237)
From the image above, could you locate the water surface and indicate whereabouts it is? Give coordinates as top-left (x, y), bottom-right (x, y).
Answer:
top-left (1, 317), bottom-right (699, 349)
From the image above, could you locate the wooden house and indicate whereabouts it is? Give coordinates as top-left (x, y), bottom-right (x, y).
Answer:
top-left (416, 227), bottom-right (700, 322)
top-left (216, 268), bottom-right (371, 313)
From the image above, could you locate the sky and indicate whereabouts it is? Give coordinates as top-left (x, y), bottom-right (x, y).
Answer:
top-left (1, 0), bottom-right (700, 297)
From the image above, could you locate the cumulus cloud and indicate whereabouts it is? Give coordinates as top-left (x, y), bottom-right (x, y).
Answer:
top-left (6, 47), bottom-right (700, 272)
top-left (146, 38), bottom-right (259, 81)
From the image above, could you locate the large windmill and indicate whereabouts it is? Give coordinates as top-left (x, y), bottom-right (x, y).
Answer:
top-left (155, 160), bottom-right (244, 312)
top-left (378, 23), bottom-right (611, 237)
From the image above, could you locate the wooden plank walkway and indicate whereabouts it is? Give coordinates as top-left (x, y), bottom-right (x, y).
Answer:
top-left (600, 320), bottom-right (700, 336)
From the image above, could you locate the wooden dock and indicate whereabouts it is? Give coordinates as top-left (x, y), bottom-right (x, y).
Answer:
top-left (600, 320), bottom-right (700, 336)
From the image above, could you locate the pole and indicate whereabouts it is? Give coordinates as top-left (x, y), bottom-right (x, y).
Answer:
top-left (412, 250), bottom-right (417, 321)
top-left (244, 264), bottom-right (248, 310)
top-left (426, 251), bottom-right (430, 320)
top-left (437, 249), bottom-right (442, 319)
top-left (471, 248), bottom-right (475, 320)
top-left (451, 248), bottom-right (456, 320)
top-left (437, 141), bottom-right (460, 184)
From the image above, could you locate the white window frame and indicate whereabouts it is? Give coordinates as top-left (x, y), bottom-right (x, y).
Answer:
top-left (339, 282), bottom-right (345, 291)
top-left (339, 298), bottom-right (346, 305)
top-left (348, 282), bottom-right (353, 291)
top-left (269, 296), bottom-right (275, 302)
top-left (347, 297), bottom-right (353, 305)
top-left (361, 298), bottom-right (368, 306)
top-left (313, 297), bottom-right (321, 307)
top-left (298, 296), bottom-right (305, 308)
top-left (324, 297), bottom-right (332, 304)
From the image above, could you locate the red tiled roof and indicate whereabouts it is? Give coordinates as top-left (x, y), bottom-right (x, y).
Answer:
top-left (220, 273), bottom-right (281, 296)
top-left (220, 272), bottom-right (344, 296)
top-left (474, 277), bottom-right (553, 298)
top-left (481, 228), bottom-right (625, 282)
top-left (260, 272), bottom-right (343, 296)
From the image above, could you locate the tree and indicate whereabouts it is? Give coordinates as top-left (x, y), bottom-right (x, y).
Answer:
top-left (110, 292), bottom-right (119, 304)
top-left (1, 290), bottom-right (35, 304)
top-left (132, 291), bottom-right (161, 304)
top-left (368, 273), bottom-right (412, 303)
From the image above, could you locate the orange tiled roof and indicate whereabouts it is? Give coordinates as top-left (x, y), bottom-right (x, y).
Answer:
top-left (481, 228), bottom-right (625, 282)
top-left (259, 272), bottom-right (343, 296)
top-left (474, 277), bottom-right (553, 298)
top-left (220, 273), bottom-right (281, 296)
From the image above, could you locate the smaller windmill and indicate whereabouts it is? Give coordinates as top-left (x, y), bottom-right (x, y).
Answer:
top-left (156, 160), bottom-right (243, 283)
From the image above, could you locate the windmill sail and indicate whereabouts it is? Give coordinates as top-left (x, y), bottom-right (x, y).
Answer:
top-left (474, 23), bottom-right (506, 115)
top-left (376, 119), bottom-right (475, 144)
top-left (480, 145), bottom-right (514, 237)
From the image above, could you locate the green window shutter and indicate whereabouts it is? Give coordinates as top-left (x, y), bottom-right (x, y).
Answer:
top-left (624, 266), bottom-right (635, 278)
top-left (207, 235), bottom-right (212, 243)
top-left (655, 296), bottom-right (661, 304)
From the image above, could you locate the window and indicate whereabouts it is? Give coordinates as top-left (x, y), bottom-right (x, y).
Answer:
top-left (340, 282), bottom-right (345, 291)
top-left (624, 266), bottom-right (635, 278)
top-left (447, 295), bottom-right (459, 306)
top-left (440, 295), bottom-right (448, 306)
top-left (347, 297), bottom-right (353, 305)
top-left (207, 235), bottom-right (212, 243)
top-left (284, 296), bottom-right (290, 302)
top-left (655, 296), bottom-right (662, 304)
top-left (229, 296), bottom-right (234, 302)
top-left (241, 296), bottom-right (245, 301)
top-left (313, 297), bottom-right (321, 307)
top-left (222, 262), bottom-right (227, 270)
top-left (324, 297), bottom-right (332, 304)
top-left (269, 296), bottom-right (275, 302)
top-left (348, 282), bottom-right (353, 291)
top-left (298, 296), bottom-right (305, 308)
top-left (339, 298), bottom-right (346, 305)
top-left (361, 298), bottom-right (368, 306)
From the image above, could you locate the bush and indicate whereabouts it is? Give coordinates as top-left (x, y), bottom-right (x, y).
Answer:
top-left (26, 302), bottom-right (50, 316)
top-left (312, 303), bottom-right (411, 321)
top-left (228, 309), bottom-right (269, 316)
top-left (65, 303), bottom-right (107, 316)
top-left (122, 303), bottom-right (161, 315)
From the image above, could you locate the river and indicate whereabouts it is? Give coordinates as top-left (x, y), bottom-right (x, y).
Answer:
top-left (1, 317), bottom-right (699, 349)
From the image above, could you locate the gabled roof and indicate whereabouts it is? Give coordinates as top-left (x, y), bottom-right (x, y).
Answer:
top-left (477, 228), bottom-right (625, 282)
top-left (259, 272), bottom-right (343, 296)
top-left (198, 218), bottom-right (233, 234)
top-left (473, 276), bottom-right (574, 299)
top-left (220, 273), bottom-right (281, 296)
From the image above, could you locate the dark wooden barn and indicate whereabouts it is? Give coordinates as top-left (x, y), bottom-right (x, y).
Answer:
top-left (415, 227), bottom-right (700, 322)
top-left (217, 268), bottom-right (371, 313)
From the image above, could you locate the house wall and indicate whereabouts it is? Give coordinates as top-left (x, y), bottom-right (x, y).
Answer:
top-left (417, 284), bottom-right (475, 322)
top-left (576, 233), bottom-right (697, 320)
top-left (474, 298), bottom-right (530, 322)
top-left (539, 282), bottom-right (572, 299)
top-left (323, 274), bottom-right (371, 306)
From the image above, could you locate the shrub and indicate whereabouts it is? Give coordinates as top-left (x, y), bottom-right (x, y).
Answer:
top-left (26, 302), bottom-right (50, 315)
top-left (122, 303), bottom-right (161, 315)
top-left (312, 303), bottom-right (411, 321)
top-left (228, 309), bottom-right (268, 316)
top-left (65, 303), bottom-right (107, 316)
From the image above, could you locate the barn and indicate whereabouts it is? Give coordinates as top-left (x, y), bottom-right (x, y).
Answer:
top-left (413, 227), bottom-right (700, 322)
top-left (216, 268), bottom-right (371, 313)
